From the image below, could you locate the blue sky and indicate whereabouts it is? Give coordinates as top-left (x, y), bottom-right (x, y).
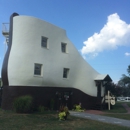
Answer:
top-left (0, 0), bottom-right (130, 83)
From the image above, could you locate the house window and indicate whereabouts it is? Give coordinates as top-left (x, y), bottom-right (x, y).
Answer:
top-left (34, 63), bottom-right (42, 76)
top-left (61, 43), bottom-right (67, 53)
top-left (63, 68), bottom-right (69, 78)
top-left (41, 36), bottom-right (48, 48)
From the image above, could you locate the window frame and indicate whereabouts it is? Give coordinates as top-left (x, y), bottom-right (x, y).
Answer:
top-left (34, 63), bottom-right (43, 76)
top-left (63, 68), bottom-right (69, 78)
top-left (61, 43), bottom-right (67, 53)
top-left (41, 36), bottom-right (48, 49)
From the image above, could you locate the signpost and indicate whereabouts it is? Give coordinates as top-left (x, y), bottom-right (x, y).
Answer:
top-left (105, 90), bottom-right (115, 110)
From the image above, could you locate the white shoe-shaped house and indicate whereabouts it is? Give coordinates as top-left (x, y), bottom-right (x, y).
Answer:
top-left (1, 13), bottom-right (112, 110)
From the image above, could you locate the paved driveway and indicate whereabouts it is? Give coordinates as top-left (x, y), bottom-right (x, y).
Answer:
top-left (70, 111), bottom-right (130, 128)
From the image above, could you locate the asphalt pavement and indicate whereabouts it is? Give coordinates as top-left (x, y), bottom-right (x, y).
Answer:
top-left (70, 111), bottom-right (130, 128)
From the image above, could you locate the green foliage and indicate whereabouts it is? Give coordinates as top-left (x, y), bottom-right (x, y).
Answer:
top-left (58, 105), bottom-right (70, 120)
top-left (112, 65), bottom-right (130, 97)
top-left (127, 65), bottom-right (130, 76)
top-left (38, 105), bottom-right (45, 113)
top-left (119, 74), bottom-right (130, 86)
top-left (114, 85), bottom-right (124, 96)
top-left (72, 104), bottom-right (77, 110)
top-left (105, 82), bottom-right (130, 97)
top-left (105, 82), bottom-right (117, 95)
top-left (59, 111), bottom-right (66, 120)
top-left (13, 95), bottom-right (33, 113)
top-left (117, 75), bottom-right (130, 97)
top-left (37, 105), bottom-right (49, 113)
top-left (50, 98), bottom-right (55, 110)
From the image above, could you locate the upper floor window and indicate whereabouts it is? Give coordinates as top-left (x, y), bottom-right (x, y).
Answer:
top-left (63, 68), bottom-right (69, 78)
top-left (34, 63), bottom-right (42, 76)
top-left (61, 43), bottom-right (67, 53)
top-left (41, 36), bottom-right (48, 48)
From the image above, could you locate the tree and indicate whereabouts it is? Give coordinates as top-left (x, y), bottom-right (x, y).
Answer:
top-left (127, 65), bottom-right (130, 76)
top-left (119, 74), bottom-right (130, 87)
top-left (114, 85), bottom-right (124, 97)
top-left (117, 65), bottom-right (130, 96)
top-left (105, 82), bottom-right (116, 95)
top-left (105, 82), bottom-right (125, 97)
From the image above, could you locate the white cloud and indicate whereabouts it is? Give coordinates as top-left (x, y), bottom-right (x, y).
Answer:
top-left (81, 13), bottom-right (130, 57)
top-left (125, 52), bottom-right (130, 56)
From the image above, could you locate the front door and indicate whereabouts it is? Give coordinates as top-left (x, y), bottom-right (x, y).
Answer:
top-left (56, 91), bottom-right (72, 110)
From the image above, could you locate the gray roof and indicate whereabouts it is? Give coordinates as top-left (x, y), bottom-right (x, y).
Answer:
top-left (94, 74), bottom-right (112, 81)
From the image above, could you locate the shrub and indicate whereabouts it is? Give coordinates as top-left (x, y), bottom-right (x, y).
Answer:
top-left (50, 98), bottom-right (55, 110)
top-left (38, 105), bottom-right (49, 113)
top-left (38, 105), bottom-right (45, 113)
top-left (13, 95), bottom-right (33, 113)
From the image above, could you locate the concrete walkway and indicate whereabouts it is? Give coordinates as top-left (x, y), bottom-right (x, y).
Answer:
top-left (70, 111), bottom-right (130, 128)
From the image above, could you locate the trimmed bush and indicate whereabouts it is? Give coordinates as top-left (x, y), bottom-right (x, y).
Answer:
top-left (13, 95), bottom-right (33, 113)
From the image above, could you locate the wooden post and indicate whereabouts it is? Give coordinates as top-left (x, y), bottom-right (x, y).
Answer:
top-left (108, 91), bottom-right (110, 110)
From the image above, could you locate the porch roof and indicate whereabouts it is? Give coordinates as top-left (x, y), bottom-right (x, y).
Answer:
top-left (94, 74), bottom-right (112, 82)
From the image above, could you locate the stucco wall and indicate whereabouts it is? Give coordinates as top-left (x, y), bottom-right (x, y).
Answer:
top-left (8, 16), bottom-right (100, 96)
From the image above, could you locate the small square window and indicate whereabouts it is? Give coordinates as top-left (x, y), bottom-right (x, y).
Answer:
top-left (41, 36), bottom-right (48, 48)
top-left (63, 68), bottom-right (69, 78)
top-left (61, 43), bottom-right (67, 53)
top-left (34, 63), bottom-right (42, 76)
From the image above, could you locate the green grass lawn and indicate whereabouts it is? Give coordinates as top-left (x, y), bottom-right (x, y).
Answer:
top-left (126, 102), bottom-right (130, 107)
top-left (102, 102), bottom-right (130, 120)
top-left (103, 102), bottom-right (128, 113)
top-left (0, 109), bottom-right (130, 130)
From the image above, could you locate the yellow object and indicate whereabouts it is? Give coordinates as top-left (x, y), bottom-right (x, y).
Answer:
top-left (59, 112), bottom-right (66, 120)
top-left (75, 105), bottom-right (84, 112)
